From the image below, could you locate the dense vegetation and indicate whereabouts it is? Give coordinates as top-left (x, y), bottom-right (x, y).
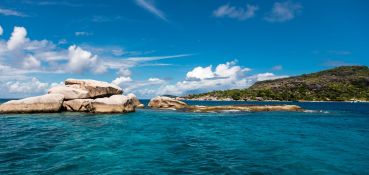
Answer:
top-left (185, 66), bottom-right (369, 101)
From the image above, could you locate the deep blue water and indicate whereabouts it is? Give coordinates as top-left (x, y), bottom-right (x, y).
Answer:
top-left (1, 99), bottom-right (369, 174)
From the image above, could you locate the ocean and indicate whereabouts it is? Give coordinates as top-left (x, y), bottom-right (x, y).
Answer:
top-left (1, 99), bottom-right (369, 174)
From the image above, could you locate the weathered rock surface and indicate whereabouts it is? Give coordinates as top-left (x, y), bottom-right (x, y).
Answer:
top-left (148, 96), bottom-right (188, 109)
top-left (91, 95), bottom-right (135, 113)
top-left (64, 79), bottom-right (123, 98)
top-left (62, 99), bottom-right (93, 112)
top-left (48, 85), bottom-right (89, 100)
top-left (0, 94), bottom-right (64, 113)
top-left (127, 93), bottom-right (144, 108)
top-left (185, 105), bottom-right (302, 113)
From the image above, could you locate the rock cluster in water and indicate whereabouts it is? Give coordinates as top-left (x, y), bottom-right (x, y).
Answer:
top-left (147, 96), bottom-right (302, 112)
top-left (0, 79), bottom-right (143, 113)
top-left (0, 79), bottom-right (303, 114)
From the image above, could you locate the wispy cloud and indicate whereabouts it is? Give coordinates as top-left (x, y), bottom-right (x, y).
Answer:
top-left (126, 54), bottom-right (192, 62)
top-left (272, 65), bottom-right (283, 71)
top-left (213, 4), bottom-right (259, 20)
top-left (135, 0), bottom-right (167, 21)
top-left (321, 60), bottom-right (357, 67)
top-left (75, 31), bottom-right (93, 36)
top-left (21, 0), bottom-right (84, 7)
top-left (0, 8), bottom-right (27, 17)
top-left (264, 1), bottom-right (302, 22)
top-left (328, 50), bottom-right (351, 56)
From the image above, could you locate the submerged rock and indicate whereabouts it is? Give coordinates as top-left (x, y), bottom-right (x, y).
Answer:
top-left (127, 93), bottom-right (144, 108)
top-left (64, 79), bottom-right (123, 98)
top-left (185, 105), bottom-right (302, 113)
top-left (148, 96), bottom-right (188, 109)
top-left (91, 95), bottom-right (135, 113)
top-left (0, 94), bottom-right (64, 113)
top-left (62, 99), bottom-right (93, 112)
top-left (48, 85), bottom-right (89, 100)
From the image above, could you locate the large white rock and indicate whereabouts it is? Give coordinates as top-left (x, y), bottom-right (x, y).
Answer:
top-left (91, 95), bottom-right (135, 113)
top-left (148, 96), bottom-right (188, 109)
top-left (64, 79), bottom-right (123, 98)
top-left (0, 94), bottom-right (64, 113)
top-left (48, 85), bottom-right (89, 100)
top-left (62, 99), bottom-right (93, 112)
top-left (127, 93), bottom-right (144, 108)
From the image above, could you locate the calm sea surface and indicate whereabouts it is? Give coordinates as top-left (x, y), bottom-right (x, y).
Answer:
top-left (1, 99), bottom-right (369, 174)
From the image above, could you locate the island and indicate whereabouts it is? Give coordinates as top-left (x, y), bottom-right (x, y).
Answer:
top-left (184, 66), bottom-right (369, 102)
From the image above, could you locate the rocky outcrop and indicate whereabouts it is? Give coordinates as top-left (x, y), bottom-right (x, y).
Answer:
top-left (185, 105), bottom-right (302, 113)
top-left (64, 79), bottom-right (123, 98)
top-left (91, 95), bottom-right (135, 113)
top-left (0, 78), bottom-right (139, 114)
top-left (148, 96), bottom-right (188, 109)
top-left (48, 85), bottom-right (89, 100)
top-left (148, 96), bottom-right (302, 112)
top-left (0, 94), bottom-right (64, 113)
top-left (62, 95), bottom-right (137, 113)
top-left (127, 93), bottom-right (144, 108)
top-left (62, 99), bottom-right (93, 112)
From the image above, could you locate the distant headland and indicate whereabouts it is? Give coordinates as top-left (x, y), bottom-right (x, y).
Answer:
top-left (183, 66), bottom-right (369, 102)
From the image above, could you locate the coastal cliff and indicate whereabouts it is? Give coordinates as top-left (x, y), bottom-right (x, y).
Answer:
top-left (185, 66), bottom-right (369, 102)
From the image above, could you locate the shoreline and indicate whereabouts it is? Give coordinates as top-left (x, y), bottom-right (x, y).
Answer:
top-left (182, 99), bottom-right (369, 103)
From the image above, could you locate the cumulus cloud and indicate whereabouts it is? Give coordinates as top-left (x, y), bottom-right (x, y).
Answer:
top-left (186, 66), bottom-right (215, 80)
top-left (135, 0), bottom-right (167, 21)
top-left (264, 1), bottom-right (302, 22)
top-left (0, 25), bottom-right (3, 35)
top-left (213, 4), bottom-right (258, 20)
top-left (112, 76), bottom-right (133, 86)
top-left (105, 61), bottom-right (285, 98)
top-left (67, 45), bottom-right (98, 73)
top-left (7, 26), bottom-right (27, 50)
top-left (156, 61), bottom-right (286, 96)
top-left (0, 77), bottom-right (54, 98)
top-left (112, 75), bottom-right (167, 98)
top-left (22, 55), bottom-right (41, 69)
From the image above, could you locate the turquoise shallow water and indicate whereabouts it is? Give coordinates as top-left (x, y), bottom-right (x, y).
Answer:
top-left (1, 100), bottom-right (369, 174)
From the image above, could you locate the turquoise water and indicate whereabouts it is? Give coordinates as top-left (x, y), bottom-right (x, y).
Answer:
top-left (1, 100), bottom-right (369, 174)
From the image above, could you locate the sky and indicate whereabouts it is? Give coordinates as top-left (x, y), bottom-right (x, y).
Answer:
top-left (0, 0), bottom-right (368, 98)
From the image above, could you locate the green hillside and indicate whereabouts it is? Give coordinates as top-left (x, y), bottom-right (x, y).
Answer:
top-left (185, 66), bottom-right (369, 101)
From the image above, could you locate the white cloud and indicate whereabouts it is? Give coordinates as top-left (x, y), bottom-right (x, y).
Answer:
top-left (0, 77), bottom-right (55, 98)
top-left (186, 66), bottom-right (215, 80)
top-left (112, 48), bottom-right (124, 56)
top-left (7, 26), bottom-right (27, 50)
top-left (67, 45), bottom-right (98, 73)
top-left (213, 4), bottom-right (258, 20)
top-left (112, 76), bottom-right (133, 86)
top-left (0, 25), bottom-right (192, 98)
top-left (148, 78), bottom-right (164, 83)
top-left (272, 65), bottom-right (283, 71)
top-left (264, 1), bottom-right (302, 22)
top-left (22, 55), bottom-right (41, 69)
top-left (157, 61), bottom-right (286, 96)
top-left (252, 72), bottom-right (287, 81)
top-left (135, 0), bottom-right (167, 21)
top-left (75, 31), bottom-right (93, 36)
top-left (118, 68), bottom-right (132, 77)
top-left (0, 8), bottom-right (27, 17)
top-left (0, 25), bottom-right (3, 35)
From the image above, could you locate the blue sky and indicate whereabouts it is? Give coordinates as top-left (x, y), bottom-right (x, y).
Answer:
top-left (0, 0), bottom-right (368, 98)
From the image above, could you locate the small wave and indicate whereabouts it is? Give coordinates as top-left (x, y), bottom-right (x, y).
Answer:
top-left (303, 110), bottom-right (330, 114)
top-left (218, 110), bottom-right (241, 113)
